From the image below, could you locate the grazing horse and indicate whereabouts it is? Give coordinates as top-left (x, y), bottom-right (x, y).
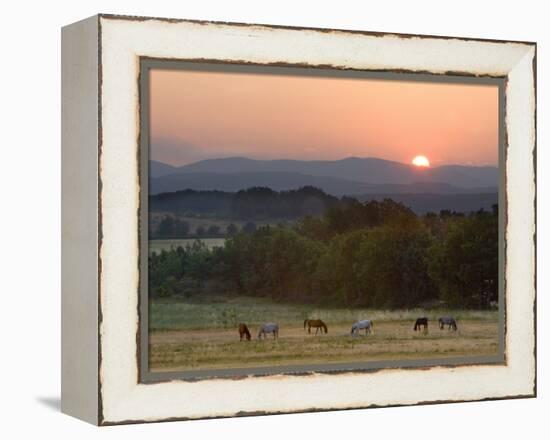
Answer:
top-left (439, 316), bottom-right (458, 331)
top-left (414, 317), bottom-right (429, 332)
top-left (351, 319), bottom-right (374, 336)
top-left (304, 319), bottom-right (328, 335)
top-left (238, 323), bottom-right (251, 341)
top-left (258, 322), bottom-right (279, 340)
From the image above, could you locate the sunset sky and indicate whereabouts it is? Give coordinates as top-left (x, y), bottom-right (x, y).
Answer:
top-left (149, 67), bottom-right (499, 167)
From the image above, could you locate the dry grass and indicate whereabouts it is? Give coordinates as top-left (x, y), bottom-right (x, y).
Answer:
top-left (149, 319), bottom-right (499, 372)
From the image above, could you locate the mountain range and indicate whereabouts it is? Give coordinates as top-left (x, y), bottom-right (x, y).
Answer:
top-left (149, 156), bottom-right (498, 197)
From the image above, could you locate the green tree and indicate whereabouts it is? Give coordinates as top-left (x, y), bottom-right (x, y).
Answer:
top-left (149, 248), bottom-right (186, 297)
top-left (226, 223), bottom-right (239, 236)
top-left (313, 229), bottom-right (369, 305)
top-left (157, 216), bottom-right (175, 237)
top-left (174, 218), bottom-right (190, 236)
top-left (185, 240), bottom-right (212, 289)
top-left (207, 224), bottom-right (221, 236)
top-left (428, 210), bottom-right (498, 308)
top-left (355, 221), bottom-right (437, 308)
top-left (263, 228), bottom-right (322, 300)
top-left (295, 215), bottom-right (329, 241)
top-left (242, 221), bottom-right (257, 234)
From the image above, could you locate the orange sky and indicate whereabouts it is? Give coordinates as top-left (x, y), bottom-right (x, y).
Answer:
top-left (149, 68), bottom-right (499, 167)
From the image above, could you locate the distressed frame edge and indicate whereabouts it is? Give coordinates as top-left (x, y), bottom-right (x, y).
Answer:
top-left (503, 44), bottom-right (537, 400)
top-left (100, 393), bottom-right (536, 427)
top-left (532, 44), bottom-right (538, 399)
top-left (97, 12), bottom-right (537, 47)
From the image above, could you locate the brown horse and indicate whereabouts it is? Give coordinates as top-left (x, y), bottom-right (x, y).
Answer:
top-left (304, 319), bottom-right (328, 335)
top-left (238, 323), bottom-right (251, 341)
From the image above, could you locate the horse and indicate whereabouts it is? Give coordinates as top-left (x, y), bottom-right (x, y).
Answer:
top-left (304, 319), bottom-right (328, 335)
top-left (438, 316), bottom-right (458, 331)
top-left (238, 323), bottom-right (251, 341)
top-left (351, 319), bottom-right (374, 336)
top-left (414, 317), bottom-right (429, 332)
top-left (258, 322), bottom-right (279, 340)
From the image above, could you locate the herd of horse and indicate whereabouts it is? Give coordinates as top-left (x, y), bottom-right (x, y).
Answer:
top-left (238, 316), bottom-right (458, 340)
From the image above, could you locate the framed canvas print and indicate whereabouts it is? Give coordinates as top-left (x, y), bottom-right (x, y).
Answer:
top-left (61, 14), bottom-right (536, 425)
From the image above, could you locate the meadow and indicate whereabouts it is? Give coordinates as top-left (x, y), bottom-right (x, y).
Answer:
top-left (149, 296), bottom-right (500, 372)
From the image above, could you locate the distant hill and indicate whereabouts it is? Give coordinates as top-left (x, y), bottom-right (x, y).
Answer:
top-left (150, 170), bottom-right (496, 197)
top-left (158, 156), bottom-right (498, 189)
top-left (150, 160), bottom-right (178, 178)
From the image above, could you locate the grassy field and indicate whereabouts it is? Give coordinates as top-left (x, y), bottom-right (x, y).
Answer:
top-left (149, 296), bottom-right (500, 372)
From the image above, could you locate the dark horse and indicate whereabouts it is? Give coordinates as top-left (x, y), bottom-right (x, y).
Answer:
top-left (439, 316), bottom-right (458, 331)
top-left (238, 323), bottom-right (251, 341)
top-left (304, 319), bottom-right (328, 335)
top-left (414, 317), bottom-right (429, 332)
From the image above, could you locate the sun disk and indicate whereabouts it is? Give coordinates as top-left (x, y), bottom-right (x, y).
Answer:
top-left (412, 155), bottom-right (430, 167)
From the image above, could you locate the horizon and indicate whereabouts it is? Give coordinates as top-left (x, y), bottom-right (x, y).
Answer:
top-left (151, 155), bottom-right (499, 169)
top-left (149, 67), bottom-right (499, 168)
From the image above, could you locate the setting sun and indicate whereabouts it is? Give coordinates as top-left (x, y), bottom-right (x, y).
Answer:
top-left (412, 155), bottom-right (430, 167)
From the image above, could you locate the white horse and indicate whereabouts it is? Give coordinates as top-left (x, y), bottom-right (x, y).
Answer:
top-left (258, 322), bottom-right (279, 339)
top-left (438, 316), bottom-right (458, 331)
top-left (351, 319), bottom-right (374, 336)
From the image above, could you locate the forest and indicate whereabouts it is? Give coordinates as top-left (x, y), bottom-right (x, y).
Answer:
top-left (149, 192), bottom-right (499, 310)
top-left (150, 186), bottom-right (339, 219)
top-left (149, 187), bottom-right (497, 239)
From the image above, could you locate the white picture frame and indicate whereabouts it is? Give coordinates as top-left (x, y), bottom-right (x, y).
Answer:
top-left (61, 14), bottom-right (536, 425)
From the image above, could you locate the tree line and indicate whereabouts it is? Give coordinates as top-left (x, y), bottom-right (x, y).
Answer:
top-left (149, 197), bottom-right (498, 309)
top-left (150, 186), bottom-right (340, 220)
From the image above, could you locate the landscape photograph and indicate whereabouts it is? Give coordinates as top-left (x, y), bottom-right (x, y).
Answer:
top-left (145, 65), bottom-right (501, 374)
